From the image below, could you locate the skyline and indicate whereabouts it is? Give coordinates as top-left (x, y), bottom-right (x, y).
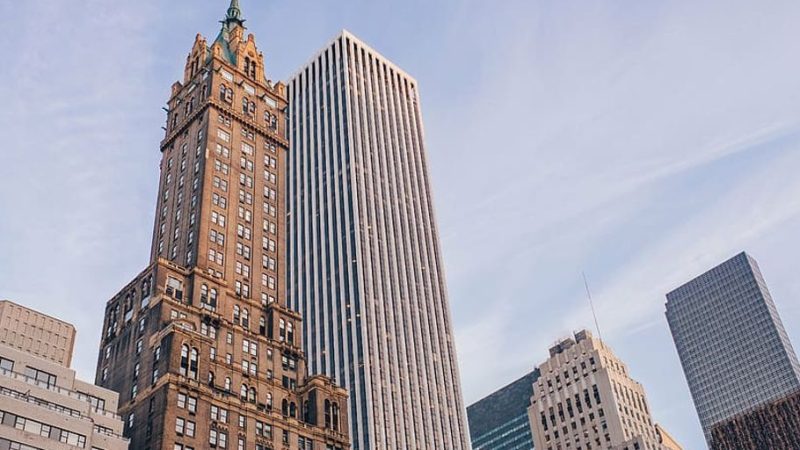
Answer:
top-left (2, 1), bottom-right (800, 449)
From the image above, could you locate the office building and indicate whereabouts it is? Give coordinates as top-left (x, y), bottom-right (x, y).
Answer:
top-left (528, 330), bottom-right (679, 450)
top-left (0, 299), bottom-right (76, 367)
top-left (709, 389), bottom-right (800, 450)
top-left (0, 300), bottom-right (128, 450)
top-left (655, 425), bottom-right (682, 450)
top-left (467, 370), bottom-right (540, 450)
top-left (665, 252), bottom-right (800, 443)
top-left (94, 2), bottom-right (350, 450)
top-left (287, 30), bottom-right (471, 450)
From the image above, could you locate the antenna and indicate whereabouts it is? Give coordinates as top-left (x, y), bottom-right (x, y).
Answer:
top-left (582, 271), bottom-right (604, 342)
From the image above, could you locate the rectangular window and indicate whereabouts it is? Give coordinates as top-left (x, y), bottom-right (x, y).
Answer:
top-left (217, 129), bottom-right (231, 143)
top-left (242, 142), bottom-right (254, 156)
top-left (24, 367), bottom-right (57, 388)
top-left (0, 357), bottom-right (13, 372)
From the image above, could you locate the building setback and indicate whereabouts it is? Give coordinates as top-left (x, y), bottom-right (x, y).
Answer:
top-left (94, 2), bottom-right (350, 450)
top-left (287, 31), bottom-right (471, 450)
top-left (665, 252), bottom-right (800, 443)
top-left (0, 300), bottom-right (128, 450)
top-left (528, 330), bottom-right (679, 450)
top-left (467, 370), bottom-right (540, 450)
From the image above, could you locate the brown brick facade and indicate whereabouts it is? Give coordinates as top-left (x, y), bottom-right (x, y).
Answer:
top-left (94, 3), bottom-right (349, 450)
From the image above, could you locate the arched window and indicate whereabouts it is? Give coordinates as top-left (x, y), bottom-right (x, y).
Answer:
top-left (242, 97), bottom-right (249, 115)
top-left (240, 384), bottom-right (248, 399)
top-left (224, 377), bottom-right (232, 391)
top-left (189, 348), bottom-right (199, 380)
top-left (200, 284), bottom-right (208, 303)
top-left (249, 387), bottom-right (257, 403)
top-left (332, 402), bottom-right (340, 431)
top-left (324, 400), bottom-right (332, 429)
top-left (179, 345), bottom-right (190, 377)
top-left (259, 316), bottom-right (266, 336)
top-left (141, 276), bottom-right (151, 298)
top-left (287, 322), bottom-right (294, 344)
top-left (289, 402), bottom-right (297, 418)
top-left (242, 309), bottom-right (250, 329)
top-left (209, 288), bottom-right (218, 309)
top-left (233, 305), bottom-right (240, 324)
top-left (281, 399), bottom-right (289, 417)
top-left (279, 319), bottom-right (286, 341)
top-left (303, 400), bottom-right (310, 423)
top-left (219, 84), bottom-right (227, 101)
top-left (208, 371), bottom-right (215, 386)
top-left (266, 392), bottom-right (273, 410)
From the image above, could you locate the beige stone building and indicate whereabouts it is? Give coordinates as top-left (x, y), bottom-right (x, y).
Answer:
top-left (528, 330), bottom-right (680, 450)
top-left (93, 2), bottom-right (350, 450)
top-left (0, 299), bottom-right (76, 367)
top-left (655, 424), bottom-right (681, 450)
top-left (0, 300), bottom-right (128, 450)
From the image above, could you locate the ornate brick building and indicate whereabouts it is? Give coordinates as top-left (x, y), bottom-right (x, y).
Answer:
top-left (94, 2), bottom-right (349, 450)
top-left (710, 390), bottom-right (800, 450)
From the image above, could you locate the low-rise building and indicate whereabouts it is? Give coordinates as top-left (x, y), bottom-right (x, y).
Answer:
top-left (0, 300), bottom-right (128, 450)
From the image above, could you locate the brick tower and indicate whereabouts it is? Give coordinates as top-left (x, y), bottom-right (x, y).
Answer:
top-left (94, 2), bottom-right (349, 449)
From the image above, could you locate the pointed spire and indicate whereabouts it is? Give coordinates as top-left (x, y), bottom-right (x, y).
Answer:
top-left (223, 0), bottom-right (245, 28)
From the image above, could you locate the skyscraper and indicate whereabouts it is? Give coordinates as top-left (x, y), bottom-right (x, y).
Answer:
top-left (665, 252), bottom-right (800, 444)
top-left (527, 330), bottom-right (677, 450)
top-left (287, 31), bottom-right (471, 450)
top-left (94, 2), bottom-right (350, 450)
top-left (467, 370), bottom-right (540, 450)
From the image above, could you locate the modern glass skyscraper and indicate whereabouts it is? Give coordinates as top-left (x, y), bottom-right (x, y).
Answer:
top-left (467, 370), bottom-right (539, 450)
top-left (666, 252), bottom-right (800, 444)
top-left (287, 31), bottom-right (471, 450)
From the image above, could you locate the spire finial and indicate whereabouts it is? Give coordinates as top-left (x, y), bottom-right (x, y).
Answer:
top-left (223, 0), bottom-right (245, 28)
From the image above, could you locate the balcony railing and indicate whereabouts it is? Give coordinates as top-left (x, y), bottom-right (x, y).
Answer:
top-left (0, 368), bottom-right (122, 420)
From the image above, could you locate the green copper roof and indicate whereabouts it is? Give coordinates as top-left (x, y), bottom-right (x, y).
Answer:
top-left (213, 0), bottom-right (245, 65)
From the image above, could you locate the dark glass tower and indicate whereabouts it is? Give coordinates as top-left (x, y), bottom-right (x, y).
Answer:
top-left (467, 370), bottom-right (540, 450)
top-left (666, 252), bottom-right (800, 444)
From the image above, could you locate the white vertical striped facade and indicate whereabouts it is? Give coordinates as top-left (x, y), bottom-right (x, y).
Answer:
top-left (288, 31), bottom-right (470, 450)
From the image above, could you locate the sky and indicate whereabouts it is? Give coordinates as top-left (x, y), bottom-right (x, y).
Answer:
top-left (1, 1), bottom-right (800, 449)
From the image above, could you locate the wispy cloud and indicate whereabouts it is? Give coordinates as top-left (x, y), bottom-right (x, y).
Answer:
top-left (1, 2), bottom-right (799, 449)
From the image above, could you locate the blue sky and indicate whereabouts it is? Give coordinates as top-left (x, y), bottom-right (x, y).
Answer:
top-left (2, 1), bottom-right (800, 448)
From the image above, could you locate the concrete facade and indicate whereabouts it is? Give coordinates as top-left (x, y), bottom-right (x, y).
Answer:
top-left (665, 252), bottom-right (800, 443)
top-left (528, 330), bottom-right (680, 450)
top-left (0, 299), bottom-right (76, 367)
top-left (0, 306), bottom-right (127, 450)
top-left (287, 30), bottom-right (470, 450)
top-left (94, 2), bottom-right (350, 450)
top-left (655, 425), bottom-right (682, 450)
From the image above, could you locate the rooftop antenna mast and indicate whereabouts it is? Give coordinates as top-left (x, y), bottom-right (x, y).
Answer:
top-left (582, 271), bottom-right (604, 343)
